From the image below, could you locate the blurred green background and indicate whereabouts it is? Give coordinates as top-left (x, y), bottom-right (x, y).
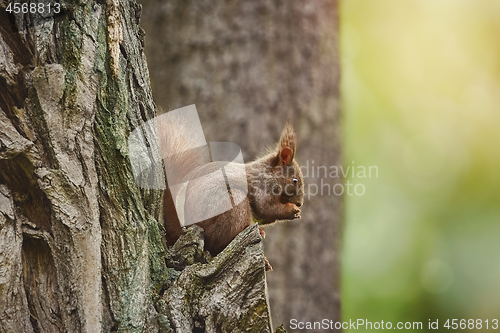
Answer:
top-left (341, 0), bottom-right (500, 330)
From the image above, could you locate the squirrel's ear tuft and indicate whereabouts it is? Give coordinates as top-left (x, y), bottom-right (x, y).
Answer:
top-left (277, 123), bottom-right (296, 165)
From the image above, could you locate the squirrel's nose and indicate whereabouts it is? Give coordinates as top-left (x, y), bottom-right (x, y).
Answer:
top-left (296, 202), bottom-right (302, 207)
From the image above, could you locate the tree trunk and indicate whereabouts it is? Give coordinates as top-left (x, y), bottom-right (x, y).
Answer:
top-left (0, 0), bottom-right (160, 330)
top-left (139, 0), bottom-right (342, 329)
top-left (0, 1), bottom-right (274, 332)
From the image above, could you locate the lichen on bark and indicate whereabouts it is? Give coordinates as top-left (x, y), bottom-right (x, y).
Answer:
top-left (158, 224), bottom-right (274, 333)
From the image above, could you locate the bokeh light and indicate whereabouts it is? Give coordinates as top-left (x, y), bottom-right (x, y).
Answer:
top-left (341, 0), bottom-right (500, 329)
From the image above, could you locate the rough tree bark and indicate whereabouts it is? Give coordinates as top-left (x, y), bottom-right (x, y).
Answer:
top-left (0, 0), bottom-right (275, 332)
top-left (139, 0), bottom-right (342, 330)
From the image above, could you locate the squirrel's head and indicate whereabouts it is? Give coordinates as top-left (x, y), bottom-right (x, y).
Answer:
top-left (272, 123), bottom-right (304, 208)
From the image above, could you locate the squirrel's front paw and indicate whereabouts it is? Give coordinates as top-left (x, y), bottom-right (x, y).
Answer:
top-left (288, 203), bottom-right (301, 219)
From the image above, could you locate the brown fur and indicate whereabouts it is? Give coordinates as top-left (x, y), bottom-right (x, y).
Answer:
top-left (163, 122), bottom-right (304, 256)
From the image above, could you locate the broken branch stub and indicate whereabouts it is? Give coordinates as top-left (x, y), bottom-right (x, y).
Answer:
top-left (159, 224), bottom-right (273, 333)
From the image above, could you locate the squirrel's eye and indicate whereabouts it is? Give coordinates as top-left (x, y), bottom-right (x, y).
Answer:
top-left (292, 178), bottom-right (298, 184)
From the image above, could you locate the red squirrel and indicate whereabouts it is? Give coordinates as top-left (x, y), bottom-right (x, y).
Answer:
top-left (162, 120), bottom-right (304, 257)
